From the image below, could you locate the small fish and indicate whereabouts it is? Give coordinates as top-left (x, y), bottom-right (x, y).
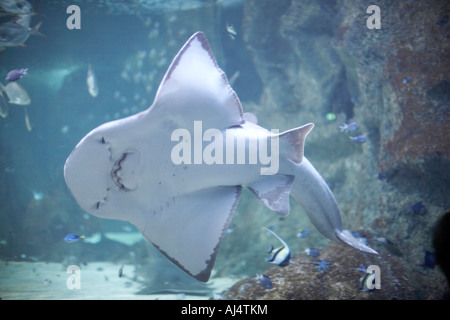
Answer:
top-left (375, 237), bottom-right (403, 256)
top-left (304, 247), bottom-right (320, 257)
top-left (296, 229), bottom-right (310, 238)
top-left (374, 237), bottom-right (388, 243)
top-left (264, 227), bottom-right (291, 267)
top-left (375, 172), bottom-right (387, 180)
top-left (118, 264), bottom-right (124, 277)
top-left (0, 0), bottom-right (34, 17)
top-left (5, 68), bottom-right (28, 81)
top-left (349, 135), bottom-right (367, 144)
top-left (1, 82), bottom-right (30, 105)
top-left (422, 251), bottom-right (436, 269)
top-left (24, 107), bottom-right (32, 131)
top-left (402, 76), bottom-right (412, 85)
top-left (15, 13), bottom-right (32, 28)
top-left (255, 273), bottom-right (273, 289)
top-left (0, 21), bottom-right (43, 51)
top-left (409, 201), bottom-right (427, 215)
top-left (87, 63), bottom-right (98, 97)
top-left (359, 271), bottom-right (376, 292)
top-left (226, 23), bottom-right (237, 40)
top-left (339, 121), bottom-right (359, 132)
top-left (64, 233), bottom-right (85, 243)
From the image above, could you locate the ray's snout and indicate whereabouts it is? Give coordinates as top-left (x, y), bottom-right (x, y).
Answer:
top-left (64, 133), bottom-right (115, 214)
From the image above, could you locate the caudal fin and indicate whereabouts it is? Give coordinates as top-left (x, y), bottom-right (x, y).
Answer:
top-left (32, 22), bottom-right (46, 38)
top-left (290, 157), bottom-right (378, 254)
top-left (336, 229), bottom-right (378, 254)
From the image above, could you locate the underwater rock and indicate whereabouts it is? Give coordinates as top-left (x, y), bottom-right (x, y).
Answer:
top-left (243, 0), bottom-right (349, 114)
top-left (239, 0), bottom-right (449, 299)
top-left (242, 0), bottom-right (298, 111)
top-left (370, 2), bottom-right (450, 220)
top-left (218, 241), bottom-right (447, 299)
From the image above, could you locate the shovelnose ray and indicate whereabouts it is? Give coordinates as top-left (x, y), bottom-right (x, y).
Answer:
top-left (64, 32), bottom-right (377, 282)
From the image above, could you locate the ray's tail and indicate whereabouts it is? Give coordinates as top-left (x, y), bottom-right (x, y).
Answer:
top-left (290, 157), bottom-right (378, 254)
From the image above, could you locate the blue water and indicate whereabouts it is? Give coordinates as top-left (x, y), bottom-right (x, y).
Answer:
top-left (0, 0), bottom-right (263, 297)
top-left (1, 0), bottom-right (448, 300)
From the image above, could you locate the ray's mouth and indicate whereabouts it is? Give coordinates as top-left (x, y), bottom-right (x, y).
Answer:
top-left (111, 150), bottom-right (140, 191)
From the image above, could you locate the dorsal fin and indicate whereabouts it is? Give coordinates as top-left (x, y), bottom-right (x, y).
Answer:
top-left (279, 123), bottom-right (314, 164)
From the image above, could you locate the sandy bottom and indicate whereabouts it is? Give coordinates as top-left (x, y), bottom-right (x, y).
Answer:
top-left (0, 260), bottom-right (237, 300)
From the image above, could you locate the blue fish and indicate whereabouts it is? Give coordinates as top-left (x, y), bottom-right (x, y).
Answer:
top-left (409, 201), bottom-right (427, 215)
top-left (375, 172), bottom-right (387, 180)
top-left (304, 247), bottom-right (320, 257)
top-left (255, 273), bottom-right (273, 289)
top-left (422, 251), bottom-right (436, 269)
top-left (5, 68), bottom-right (28, 81)
top-left (297, 229), bottom-right (310, 238)
top-left (349, 135), bottom-right (367, 144)
top-left (339, 121), bottom-right (359, 132)
top-left (64, 233), bottom-right (85, 243)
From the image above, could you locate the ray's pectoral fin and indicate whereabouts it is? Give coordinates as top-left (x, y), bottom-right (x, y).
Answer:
top-left (135, 186), bottom-right (242, 282)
